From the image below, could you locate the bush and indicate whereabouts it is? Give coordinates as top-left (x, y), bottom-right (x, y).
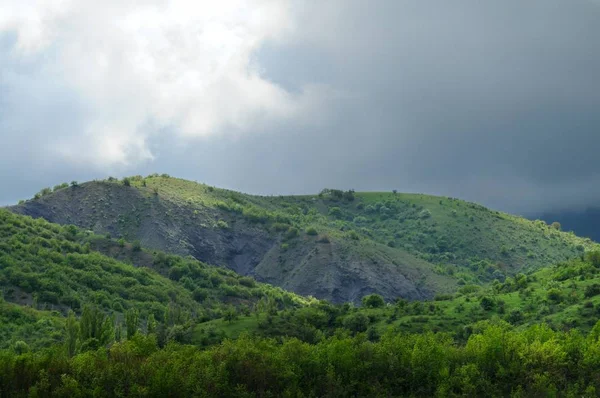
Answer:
top-left (284, 227), bottom-right (299, 241)
top-left (507, 309), bottom-right (523, 324)
top-left (419, 209), bottom-right (432, 219)
top-left (328, 207), bottom-right (343, 219)
top-left (343, 312), bottom-right (369, 333)
top-left (305, 227), bottom-right (318, 236)
top-left (216, 220), bottom-right (229, 229)
top-left (362, 294), bottom-right (385, 308)
top-left (584, 284), bottom-right (600, 298)
top-left (587, 251), bottom-right (600, 268)
top-left (348, 230), bottom-right (360, 240)
top-left (479, 297), bottom-right (495, 311)
top-left (132, 240), bottom-right (142, 252)
top-left (547, 288), bottom-right (563, 303)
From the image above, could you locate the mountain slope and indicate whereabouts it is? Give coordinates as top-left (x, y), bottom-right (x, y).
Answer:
top-left (0, 209), bottom-right (307, 348)
top-left (9, 175), bottom-right (598, 303)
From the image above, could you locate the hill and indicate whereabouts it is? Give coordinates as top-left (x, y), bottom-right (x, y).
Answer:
top-left (9, 175), bottom-right (598, 303)
top-left (0, 209), bottom-right (307, 349)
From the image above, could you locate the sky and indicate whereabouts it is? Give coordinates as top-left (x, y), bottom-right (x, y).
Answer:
top-left (1, 0), bottom-right (599, 214)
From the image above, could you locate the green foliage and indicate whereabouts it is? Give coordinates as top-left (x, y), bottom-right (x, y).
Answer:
top-left (328, 206), bottom-right (343, 219)
top-left (362, 294), bottom-right (385, 308)
top-left (479, 296), bottom-right (495, 311)
top-left (305, 226), bottom-right (318, 236)
top-left (126, 308), bottom-right (139, 339)
top-left (79, 305), bottom-right (113, 349)
top-left (585, 284), bottom-right (600, 298)
top-left (65, 310), bottom-right (78, 357)
top-left (3, 321), bottom-right (600, 396)
top-left (216, 220), bottom-right (229, 229)
top-left (343, 312), bottom-right (369, 332)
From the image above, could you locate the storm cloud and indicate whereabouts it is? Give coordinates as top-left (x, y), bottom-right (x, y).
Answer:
top-left (1, 0), bottom-right (599, 214)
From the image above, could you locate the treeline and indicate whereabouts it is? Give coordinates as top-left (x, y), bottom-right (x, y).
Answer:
top-left (2, 320), bottom-right (600, 397)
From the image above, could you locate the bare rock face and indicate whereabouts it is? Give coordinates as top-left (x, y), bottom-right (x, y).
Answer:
top-left (9, 181), bottom-right (454, 304)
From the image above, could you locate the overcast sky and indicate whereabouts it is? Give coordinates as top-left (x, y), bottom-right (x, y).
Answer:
top-left (1, 0), bottom-right (599, 214)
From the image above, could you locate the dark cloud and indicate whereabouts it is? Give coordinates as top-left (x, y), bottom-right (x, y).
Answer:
top-left (1, 0), bottom-right (600, 215)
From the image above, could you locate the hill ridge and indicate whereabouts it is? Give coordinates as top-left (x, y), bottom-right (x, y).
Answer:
top-left (7, 175), bottom-right (598, 303)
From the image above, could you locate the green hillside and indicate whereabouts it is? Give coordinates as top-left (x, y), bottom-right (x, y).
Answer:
top-left (10, 175), bottom-right (598, 303)
top-left (4, 179), bottom-right (600, 396)
top-left (0, 209), bottom-right (308, 349)
top-left (210, 252), bottom-right (600, 344)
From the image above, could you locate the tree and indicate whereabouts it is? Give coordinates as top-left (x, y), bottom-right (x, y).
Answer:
top-left (123, 178), bottom-right (131, 186)
top-left (115, 322), bottom-right (122, 342)
top-left (79, 305), bottom-right (113, 347)
top-left (550, 221), bottom-right (561, 230)
top-left (65, 310), bottom-right (79, 357)
top-left (12, 341), bottom-right (29, 355)
top-left (224, 307), bottom-right (238, 323)
top-left (343, 312), bottom-right (369, 333)
top-left (362, 294), bottom-right (385, 308)
top-left (126, 308), bottom-right (140, 339)
top-left (147, 313), bottom-right (157, 335)
top-left (479, 297), bottom-right (495, 311)
top-left (132, 240), bottom-right (142, 252)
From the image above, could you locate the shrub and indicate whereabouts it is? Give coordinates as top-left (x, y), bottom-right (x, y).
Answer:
top-left (584, 284), bottom-right (600, 298)
top-left (305, 227), bottom-right (318, 236)
top-left (587, 251), bottom-right (600, 268)
top-left (547, 288), bottom-right (563, 303)
top-left (348, 230), bottom-right (360, 240)
top-left (419, 209), bottom-right (432, 219)
top-left (284, 227), bottom-right (299, 241)
top-left (239, 277), bottom-right (256, 288)
top-left (507, 309), bottom-right (523, 324)
top-left (459, 285), bottom-right (481, 294)
top-left (362, 294), bottom-right (385, 308)
top-left (216, 220), bottom-right (229, 229)
top-left (328, 207), bottom-right (343, 219)
top-left (434, 294), bottom-right (454, 301)
top-left (343, 312), bottom-right (369, 333)
top-left (479, 297), bottom-right (495, 311)
top-left (123, 178), bottom-right (131, 186)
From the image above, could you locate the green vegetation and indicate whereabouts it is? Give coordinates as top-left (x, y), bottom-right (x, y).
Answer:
top-left (6, 175), bottom-right (600, 396)
top-left (0, 209), bottom-right (308, 349)
top-left (2, 321), bottom-right (600, 396)
top-left (12, 175), bottom-right (598, 304)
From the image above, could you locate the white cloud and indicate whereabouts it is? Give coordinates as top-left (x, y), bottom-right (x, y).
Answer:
top-left (0, 0), bottom-right (315, 166)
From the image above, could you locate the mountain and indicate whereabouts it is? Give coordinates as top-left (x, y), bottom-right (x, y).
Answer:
top-left (8, 175), bottom-right (598, 304)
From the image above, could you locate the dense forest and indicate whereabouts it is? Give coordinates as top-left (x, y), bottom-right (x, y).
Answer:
top-left (2, 320), bottom-right (600, 397)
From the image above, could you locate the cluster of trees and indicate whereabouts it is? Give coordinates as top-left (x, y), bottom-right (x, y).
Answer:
top-left (3, 321), bottom-right (600, 396)
top-left (319, 188), bottom-right (355, 201)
